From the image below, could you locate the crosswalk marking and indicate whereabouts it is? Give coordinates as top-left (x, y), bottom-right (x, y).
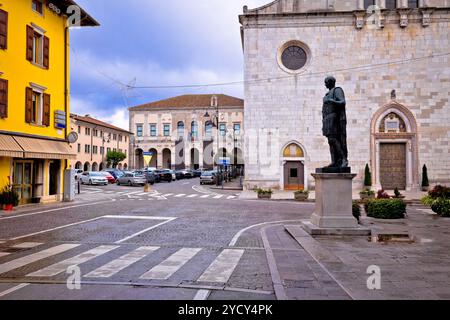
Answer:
top-left (186, 195), bottom-right (198, 198)
top-left (0, 253), bottom-right (10, 258)
top-left (163, 193), bottom-right (174, 197)
top-left (213, 195), bottom-right (224, 199)
top-left (174, 194), bottom-right (186, 198)
top-left (85, 246), bottom-right (159, 278)
top-left (197, 249), bottom-right (244, 283)
top-left (140, 248), bottom-right (202, 280)
top-left (0, 283), bottom-right (30, 298)
top-left (0, 244), bottom-right (80, 275)
top-left (200, 195), bottom-right (210, 199)
top-left (28, 245), bottom-right (119, 277)
top-left (227, 196), bottom-right (236, 200)
top-left (11, 242), bottom-right (43, 249)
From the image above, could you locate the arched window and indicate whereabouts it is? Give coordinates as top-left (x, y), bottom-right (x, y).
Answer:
top-left (177, 121), bottom-right (184, 138)
top-left (283, 143), bottom-right (304, 158)
top-left (205, 121), bottom-right (213, 138)
top-left (364, 0), bottom-right (376, 9)
top-left (191, 121), bottom-right (198, 139)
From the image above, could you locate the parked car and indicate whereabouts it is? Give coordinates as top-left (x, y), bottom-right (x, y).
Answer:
top-left (200, 171), bottom-right (217, 185)
top-left (182, 170), bottom-right (193, 179)
top-left (168, 170), bottom-right (177, 181)
top-left (104, 169), bottom-right (124, 180)
top-left (155, 169), bottom-right (173, 183)
top-left (134, 170), bottom-right (156, 185)
top-left (72, 169), bottom-right (83, 181)
top-left (175, 170), bottom-right (185, 180)
top-left (99, 172), bottom-right (116, 184)
top-left (117, 172), bottom-right (147, 186)
top-left (80, 172), bottom-right (108, 185)
top-left (193, 169), bottom-right (203, 178)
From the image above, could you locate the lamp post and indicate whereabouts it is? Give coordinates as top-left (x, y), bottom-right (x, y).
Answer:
top-left (102, 133), bottom-right (111, 169)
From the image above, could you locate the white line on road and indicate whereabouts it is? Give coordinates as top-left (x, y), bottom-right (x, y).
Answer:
top-left (11, 242), bottom-right (43, 249)
top-left (162, 193), bottom-right (174, 197)
top-left (0, 283), bottom-right (30, 298)
top-left (0, 253), bottom-right (10, 258)
top-left (174, 194), bottom-right (186, 198)
top-left (115, 217), bottom-right (176, 244)
top-left (28, 245), bottom-right (119, 277)
top-left (0, 244), bottom-right (80, 275)
top-left (227, 196), bottom-right (236, 200)
top-left (200, 195), bottom-right (210, 199)
top-left (197, 249), bottom-right (244, 283)
top-left (140, 248), bottom-right (202, 280)
top-left (186, 195), bottom-right (198, 198)
top-left (213, 195), bottom-right (224, 199)
top-left (85, 246), bottom-right (159, 278)
top-left (193, 289), bottom-right (211, 300)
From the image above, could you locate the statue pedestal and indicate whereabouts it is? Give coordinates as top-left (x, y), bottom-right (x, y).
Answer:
top-left (302, 172), bottom-right (371, 236)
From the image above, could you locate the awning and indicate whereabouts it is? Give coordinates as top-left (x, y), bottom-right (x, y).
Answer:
top-left (13, 136), bottom-right (76, 160)
top-left (0, 134), bottom-right (24, 157)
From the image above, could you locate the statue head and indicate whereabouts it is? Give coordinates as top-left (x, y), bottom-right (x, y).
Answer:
top-left (324, 76), bottom-right (336, 90)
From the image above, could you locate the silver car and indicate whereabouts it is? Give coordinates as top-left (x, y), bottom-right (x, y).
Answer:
top-left (200, 171), bottom-right (217, 185)
top-left (80, 172), bottom-right (108, 185)
top-left (117, 172), bottom-right (147, 186)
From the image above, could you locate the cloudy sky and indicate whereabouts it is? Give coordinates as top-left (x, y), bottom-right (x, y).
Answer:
top-left (70, 0), bottom-right (267, 129)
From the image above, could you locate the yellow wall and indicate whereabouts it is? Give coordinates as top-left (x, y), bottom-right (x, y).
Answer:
top-left (0, 157), bottom-right (12, 189)
top-left (0, 0), bottom-right (69, 141)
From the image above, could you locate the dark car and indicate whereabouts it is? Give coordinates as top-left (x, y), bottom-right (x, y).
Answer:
top-left (182, 170), bottom-right (193, 179)
top-left (134, 170), bottom-right (156, 185)
top-left (175, 170), bottom-right (185, 180)
top-left (155, 170), bottom-right (172, 183)
top-left (193, 169), bottom-right (203, 178)
top-left (104, 169), bottom-right (124, 180)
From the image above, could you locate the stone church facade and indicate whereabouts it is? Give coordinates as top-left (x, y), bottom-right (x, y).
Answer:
top-left (240, 0), bottom-right (450, 191)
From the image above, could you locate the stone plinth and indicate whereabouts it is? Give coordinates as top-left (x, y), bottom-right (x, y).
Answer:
top-left (303, 172), bottom-right (371, 236)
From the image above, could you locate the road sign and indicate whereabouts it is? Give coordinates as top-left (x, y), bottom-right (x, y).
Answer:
top-left (219, 157), bottom-right (230, 166)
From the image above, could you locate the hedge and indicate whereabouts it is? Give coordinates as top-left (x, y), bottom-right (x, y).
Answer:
top-left (365, 199), bottom-right (406, 219)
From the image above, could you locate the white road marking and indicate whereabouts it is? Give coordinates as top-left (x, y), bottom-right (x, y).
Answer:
top-left (162, 193), bottom-right (174, 197)
top-left (193, 289), bottom-right (211, 300)
top-left (213, 195), bottom-right (224, 199)
top-left (227, 196), bottom-right (236, 200)
top-left (0, 244), bottom-right (80, 275)
top-left (174, 194), bottom-right (186, 198)
top-left (11, 242), bottom-right (43, 249)
top-left (0, 283), bottom-right (30, 298)
top-left (140, 248), bottom-right (202, 280)
top-left (0, 253), bottom-right (10, 258)
top-left (197, 249), bottom-right (244, 283)
top-left (0, 200), bottom-right (114, 221)
top-left (186, 195), bottom-right (198, 198)
top-left (115, 217), bottom-right (176, 244)
top-left (28, 245), bottom-right (119, 277)
top-left (85, 246), bottom-right (159, 278)
top-left (200, 195), bottom-right (210, 199)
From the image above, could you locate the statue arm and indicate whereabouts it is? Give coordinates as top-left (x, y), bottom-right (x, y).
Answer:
top-left (333, 88), bottom-right (346, 107)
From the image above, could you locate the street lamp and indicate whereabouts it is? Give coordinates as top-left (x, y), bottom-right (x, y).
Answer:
top-left (102, 133), bottom-right (111, 169)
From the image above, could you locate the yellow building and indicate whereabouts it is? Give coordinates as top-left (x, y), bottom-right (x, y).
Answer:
top-left (0, 0), bottom-right (98, 204)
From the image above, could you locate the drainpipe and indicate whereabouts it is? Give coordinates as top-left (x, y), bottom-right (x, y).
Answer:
top-left (64, 26), bottom-right (69, 170)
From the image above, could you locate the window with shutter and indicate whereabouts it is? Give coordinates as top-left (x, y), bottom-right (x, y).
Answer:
top-left (25, 87), bottom-right (33, 123)
top-left (26, 26), bottom-right (34, 61)
top-left (43, 93), bottom-right (50, 126)
top-left (43, 36), bottom-right (49, 69)
top-left (0, 79), bottom-right (7, 118)
top-left (0, 9), bottom-right (7, 50)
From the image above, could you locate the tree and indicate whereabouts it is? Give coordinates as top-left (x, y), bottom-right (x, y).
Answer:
top-left (106, 150), bottom-right (126, 169)
top-left (422, 164), bottom-right (429, 188)
top-left (364, 163), bottom-right (372, 188)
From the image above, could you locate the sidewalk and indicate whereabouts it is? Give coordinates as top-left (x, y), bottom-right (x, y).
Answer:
top-left (209, 178), bottom-right (244, 191)
top-left (240, 189), bottom-right (427, 201)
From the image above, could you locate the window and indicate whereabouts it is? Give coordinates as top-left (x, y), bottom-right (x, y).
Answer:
top-left (150, 124), bottom-right (157, 137)
top-left (77, 126), bottom-right (81, 134)
top-left (93, 129), bottom-right (98, 137)
top-left (92, 146), bottom-right (98, 154)
top-left (177, 121), bottom-right (185, 138)
top-left (163, 124), bottom-right (170, 137)
top-left (119, 149), bottom-right (122, 153)
top-left (113, 134), bottom-right (117, 141)
top-left (85, 145), bottom-right (90, 154)
top-left (85, 127), bottom-right (91, 135)
top-left (0, 9), bottom-right (8, 50)
top-left (205, 121), bottom-right (213, 138)
top-left (25, 87), bottom-right (49, 126)
top-left (0, 79), bottom-right (7, 118)
top-left (26, 25), bottom-right (49, 68)
top-left (385, 0), bottom-right (396, 9)
top-left (32, 0), bottom-right (44, 15)
top-left (119, 135), bottom-right (123, 142)
top-left (191, 121), bottom-right (198, 139)
top-left (107, 147), bottom-right (111, 153)
top-left (408, 0), bottom-right (419, 8)
top-left (364, 0), bottom-right (376, 9)
top-left (281, 46), bottom-right (307, 71)
top-left (77, 144), bottom-right (81, 153)
top-left (136, 124), bottom-right (143, 137)
top-left (219, 123), bottom-right (226, 137)
top-left (233, 123), bottom-right (241, 135)
top-left (125, 136), bottom-right (127, 142)
top-left (113, 148), bottom-right (117, 152)
top-left (100, 131), bottom-right (103, 138)
top-left (100, 147), bottom-right (105, 155)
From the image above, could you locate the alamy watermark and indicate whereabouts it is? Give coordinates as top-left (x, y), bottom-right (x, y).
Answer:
top-left (66, 265), bottom-right (81, 290)
top-left (48, 3), bottom-right (82, 27)
top-left (366, 265), bottom-right (381, 290)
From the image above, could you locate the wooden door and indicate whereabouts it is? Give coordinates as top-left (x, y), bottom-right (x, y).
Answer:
top-left (284, 161), bottom-right (304, 190)
top-left (380, 143), bottom-right (406, 190)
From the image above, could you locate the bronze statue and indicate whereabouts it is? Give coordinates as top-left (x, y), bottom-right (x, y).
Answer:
top-left (321, 76), bottom-right (349, 171)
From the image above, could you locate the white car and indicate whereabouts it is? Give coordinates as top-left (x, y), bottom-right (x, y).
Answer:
top-left (80, 172), bottom-right (108, 185)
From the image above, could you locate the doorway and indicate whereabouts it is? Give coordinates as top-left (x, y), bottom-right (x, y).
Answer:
top-left (284, 161), bottom-right (304, 190)
top-left (380, 143), bottom-right (406, 190)
top-left (49, 160), bottom-right (61, 196)
top-left (13, 160), bottom-right (34, 205)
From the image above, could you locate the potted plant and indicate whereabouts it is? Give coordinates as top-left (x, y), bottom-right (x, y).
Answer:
top-left (294, 190), bottom-right (309, 201)
top-left (393, 187), bottom-right (405, 199)
top-left (0, 186), bottom-right (19, 211)
top-left (422, 164), bottom-right (430, 192)
top-left (256, 188), bottom-right (273, 199)
top-left (360, 189), bottom-right (375, 200)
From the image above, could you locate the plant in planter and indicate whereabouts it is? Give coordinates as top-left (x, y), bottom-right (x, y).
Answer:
top-left (352, 201), bottom-right (361, 223)
top-left (421, 185), bottom-right (450, 217)
top-left (359, 189), bottom-right (375, 200)
top-left (364, 164), bottom-right (372, 189)
top-left (256, 189), bottom-right (273, 199)
top-left (421, 165), bottom-right (430, 192)
top-left (365, 199), bottom-right (406, 219)
top-left (0, 186), bottom-right (19, 211)
top-left (393, 187), bottom-right (405, 199)
top-left (294, 190), bottom-right (309, 201)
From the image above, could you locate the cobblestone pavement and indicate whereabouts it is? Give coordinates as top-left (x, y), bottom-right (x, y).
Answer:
top-left (0, 179), bottom-right (449, 300)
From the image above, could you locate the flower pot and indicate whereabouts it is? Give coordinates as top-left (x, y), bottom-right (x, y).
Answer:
top-left (294, 194), bottom-right (309, 201)
top-left (3, 204), bottom-right (13, 211)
